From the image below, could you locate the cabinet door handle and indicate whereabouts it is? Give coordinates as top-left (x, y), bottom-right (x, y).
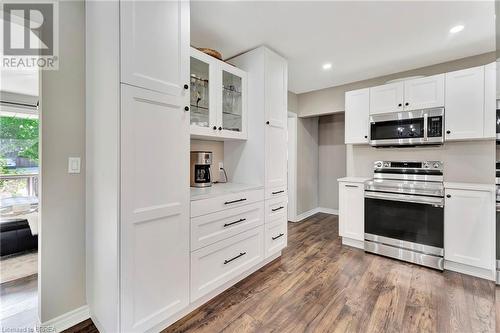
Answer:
top-left (266, 121), bottom-right (270, 125)
top-left (223, 218), bottom-right (246, 227)
top-left (345, 185), bottom-right (358, 188)
top-left (218, 127), bottom-right (222, 130)
top-left (398, 103), bottom-right (402, 107)
top-left (272, 190), bottom-right (285, 195)
top-left (446, 194), bottom-right (451, 198)
top-left (213, 126), bottom-right (217, 130)
top-left (364, 135), bottom-right (368, 139)
top-left (224, 198), bottom-right (247, 205)
top-left (272, 206), bottom-right (284, 212)
top-left (184, 84), bottom-right (189, 89)
top-left (224, 252), bottom-right (246, 265)
top-left (184, 106), bottom-right (189, 111)
top-left (272, 233), bottom-right (284, 240)
top-left (446, 130), bottom-right (451, 134)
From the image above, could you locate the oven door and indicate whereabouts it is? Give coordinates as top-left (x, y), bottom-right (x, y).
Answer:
top-left (364, 191), bottom-right (444, 249)
top-left (496, 109), bottom-right (500, 140)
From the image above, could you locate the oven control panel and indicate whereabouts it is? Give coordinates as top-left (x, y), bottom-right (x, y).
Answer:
top-left (374, 161), bottom-right (443, 170)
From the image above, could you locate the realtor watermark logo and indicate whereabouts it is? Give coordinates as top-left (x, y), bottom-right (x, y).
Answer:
top-left (1, 1), bottom-right (59, 70)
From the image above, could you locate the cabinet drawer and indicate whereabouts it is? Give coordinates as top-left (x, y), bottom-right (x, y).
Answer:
top-left (266, 186), bottom-right (287, 200)
top-left (190, 227), bottom-right (264, 301)
top-left (265, 217), bottom-right (287, 258)
top-left (191, 189), bottom-right (264, 218)
top-left (265, 197), bottom-right (288, 224)
top-left (191, 202), bottom-right (264, 251)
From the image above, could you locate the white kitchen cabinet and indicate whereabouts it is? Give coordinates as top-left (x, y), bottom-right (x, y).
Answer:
top-left (190, 47), bottom-right (247, 140)
top-left (87, 1), bottom-right (190, 332)
top-left (345, 88), bottom-right (370, 144)
top-left (120, 0), bottom-right (189, 96)
top-left (444, 185), bottom-right (495, 273)
top-left (338, 180), bottom-right (365, 247)
top-left (403, 74), bottom-right (444, 111)
top-left (369, 81), bottom-right (404, 115)
top-left (264, 197), bottom-right (288, 257)
top-left (445, 66), bottom-right (485, 140)
top-left (484, 62), bottom-right (496, 139)
top-left (190, 226), bottom-right (264, 301)
top-left (264, 50), bottom-right (288, 198)
top-left (120, 85), bottom-right (190, 332)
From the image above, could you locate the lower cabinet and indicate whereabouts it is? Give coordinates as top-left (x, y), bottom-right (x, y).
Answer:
top-left (338, 181), bottom-right (365, 245)
top-left (190, 226), bottom-right (264, 301)
top-left (264, 197), bottom-right (288, 257)
top-left (444, 185), bottom-right (495, 273)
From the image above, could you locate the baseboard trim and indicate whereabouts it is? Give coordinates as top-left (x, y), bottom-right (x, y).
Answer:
top-left (40, 305), bottom-right (90, 332)
top-left (318, 207), bottom-right (338, 215)
top-left (444, 261), bottom-right (495, 281)
top-left (289, 207), bottom-right (338, 222)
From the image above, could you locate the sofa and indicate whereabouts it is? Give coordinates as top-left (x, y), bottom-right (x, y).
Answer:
top-left (0, 218), bottom-right (38, 256)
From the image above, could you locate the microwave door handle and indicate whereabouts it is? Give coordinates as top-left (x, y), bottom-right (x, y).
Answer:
top-left (365, 191), bottom-right (443, 207)
top-left (423, 113), bottom-right (428, 141)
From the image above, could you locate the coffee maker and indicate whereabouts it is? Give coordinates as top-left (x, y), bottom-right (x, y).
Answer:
top-left (190, 151), bottom-right (213, 187)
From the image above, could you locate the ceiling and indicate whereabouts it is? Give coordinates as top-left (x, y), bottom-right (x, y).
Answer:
top-left (191, 1), bottom-right (496, 94)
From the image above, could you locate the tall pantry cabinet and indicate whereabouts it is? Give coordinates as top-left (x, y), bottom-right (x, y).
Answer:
top-left (86, 1), bottom-right (190, 332)
top-left (226, 47), bottom-right (289, 257)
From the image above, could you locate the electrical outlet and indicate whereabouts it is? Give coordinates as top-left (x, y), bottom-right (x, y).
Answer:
top-left (218, 161), bottom-right (224, 170)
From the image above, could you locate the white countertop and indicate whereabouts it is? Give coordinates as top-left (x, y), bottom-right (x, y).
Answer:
top-left (190, 182), bottom-right (264, 201)
top-left (337, 177), bottom-right (371, 184)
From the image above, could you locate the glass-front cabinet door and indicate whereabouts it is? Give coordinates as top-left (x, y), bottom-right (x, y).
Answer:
top-left (190, 47), bottom-right (247, 140)
top-left (190, 48), bottom-right (216, 136)
top-left (219, 63), bottom-right (246, 139)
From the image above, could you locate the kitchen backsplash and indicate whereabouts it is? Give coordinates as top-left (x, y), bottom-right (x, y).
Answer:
top-left (191, 139), bottom-right (225, 182)
top-left (347, 140), bottom-right (495, 184)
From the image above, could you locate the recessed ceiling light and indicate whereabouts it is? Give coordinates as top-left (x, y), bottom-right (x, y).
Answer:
top-left (322, 63), bottom-right (332, 70)
top-left (449, 25), bottom-right (464, 34)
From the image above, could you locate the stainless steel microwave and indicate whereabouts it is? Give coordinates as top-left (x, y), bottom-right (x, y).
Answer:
top-left (369, 108), bottom-right (444, 147)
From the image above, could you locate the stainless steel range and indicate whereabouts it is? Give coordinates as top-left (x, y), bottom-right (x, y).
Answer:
top-left (364, 160), bottom-right (445, 270)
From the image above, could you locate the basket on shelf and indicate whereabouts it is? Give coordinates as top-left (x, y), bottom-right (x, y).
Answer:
top-left (197, 48), bottom-right (222, 60)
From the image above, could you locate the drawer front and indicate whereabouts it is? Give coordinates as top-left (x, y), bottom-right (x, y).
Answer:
top-left (190, 227), bottom-right (264, 301)
top-left (266, 186), bottom-right (287, 200)
top-left (265, 217), bottom-right (287, 258)
top-left (191, 202), bottom-right (264, 251)
top-left (265, 197), bottom-right (288, 224)
top-left (191, 189), bottom-right (264, 218)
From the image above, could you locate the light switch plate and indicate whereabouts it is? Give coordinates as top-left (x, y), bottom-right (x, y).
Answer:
top-left (68, 157), bottom-right (81, 174)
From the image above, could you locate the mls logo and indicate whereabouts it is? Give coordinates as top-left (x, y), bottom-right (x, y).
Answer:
top-left (2, 2), bottom-right (58, 69)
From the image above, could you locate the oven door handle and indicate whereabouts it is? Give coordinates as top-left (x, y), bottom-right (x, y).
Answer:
top-left (365, 191), bottom-right (444, 207)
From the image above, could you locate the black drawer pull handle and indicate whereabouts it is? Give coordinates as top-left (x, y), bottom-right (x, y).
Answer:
top-left (224, 252), bottom-right (246, 265)
top-left (272, 233), bottom-right (284, 240)
top-left (345, 185), bottom-right (358, 188)
top-left (272, 206), bottom-right (284, 212)
top-left (272, 190), bottom-right (285, 195)
top-left (223, 218), bottom-right (246, 227)
top-left (224, 198), bottom-right (247, 205)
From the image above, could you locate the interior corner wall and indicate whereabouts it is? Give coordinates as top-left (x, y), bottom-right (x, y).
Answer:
top-left (288, 91), bottom-right (299, 114)
top-left (296, 116), bottom-right (319, 215)
top-left (318, 114), bottom-right (346, 211)
top-left (40, 0), bottom-right (86, 323)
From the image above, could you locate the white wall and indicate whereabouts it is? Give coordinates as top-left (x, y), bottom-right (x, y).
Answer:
top-left (40, 0), bottom-right (86, 323)
top-left (296, 117), bottom-right (319, 215)
top-left (318, 114), bottom-right (346, 211)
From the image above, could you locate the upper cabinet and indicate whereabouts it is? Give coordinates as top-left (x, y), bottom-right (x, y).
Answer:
top-left (445, 66), bottom-right (485, 141)
top-left (403, 74), bottom-right (444, 111)
top-left (484, 62), bottom-right (496, 139)
top-left (369, 81), bottom-right (404, 115)
top-left (120, 1), bottom-right (189, 96)
top-left (369, 74), bottom-right (444, 115)
top-left (190, 48), bottom-right (247, 141)
top-left (345, 88), bottom-right (370, 144)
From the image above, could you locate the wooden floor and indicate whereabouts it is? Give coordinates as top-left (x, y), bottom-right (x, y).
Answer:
top-left (0, 274), bottom-right (38, 330)
top-left (67, 213), bottom-right (497, 333)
